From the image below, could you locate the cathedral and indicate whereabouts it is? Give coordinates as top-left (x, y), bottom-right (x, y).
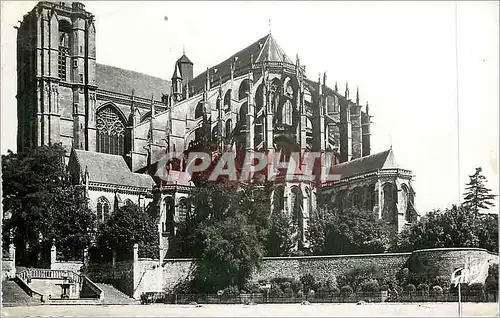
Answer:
top-left (16, 1), bottom-right (417, 252)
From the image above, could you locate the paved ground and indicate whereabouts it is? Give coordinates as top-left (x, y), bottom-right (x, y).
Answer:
top-left (2, 302), bottom-right (498, 317)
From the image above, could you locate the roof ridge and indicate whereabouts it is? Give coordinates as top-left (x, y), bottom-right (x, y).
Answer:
top-left (96, 63), bottom-right (169, 81)
top-left (334, 149), bottom-right (391, 167)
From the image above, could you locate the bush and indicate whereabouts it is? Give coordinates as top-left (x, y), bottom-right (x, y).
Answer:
top-left (359, 279), bottom-right (380, 293)
top-left (430, 285), bottom-right (443, 297)
top-left (340, 285), bottom-right (353, 297)
top-left (404, 284), bottom-right (416, 292)
top-left (222, 285), bottom-right (239, 296)
top-left (417, 283), bottom-right (429, 293)
top-left (284, 287), bottom-right (294, 298)
top-left (291, 279), bottom-right (303, 293)
top-left (296, 290), bottom-right (304, 298)
top-left (380, 284), bottom-right (389, 291)
top-left (486, 264), bottom-right (498, 292)
top-left (269, 285), bottom-right (284, 298)
top-left (300, 274), bottom-right (315, 292)
top-left (243, 281), bottom-right (261, 293)
top-left (281, 281), bottom-right (291, 290)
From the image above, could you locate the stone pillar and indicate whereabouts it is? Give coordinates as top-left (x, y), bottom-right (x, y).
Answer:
top-left (133, 243), bottom-right (139, 263)
top-left (112, 248), bottom-right (116, 269)
top-left (83, 248), bottom-right (89, 269)
top-left (50, 239), bottom-right (57, 267)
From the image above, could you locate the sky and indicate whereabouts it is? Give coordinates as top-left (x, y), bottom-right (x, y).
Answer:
top-left (1, 1), bottom-right (499, 214)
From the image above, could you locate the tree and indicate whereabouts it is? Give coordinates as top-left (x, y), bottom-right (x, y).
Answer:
top-left (174, 180), bottom-right (272, 292)
top-left (394, 205), bottom-right (481, 252)
top-left (306, 204), bottom-right (390, 255)
top-left (476, 214), bottom-right (499, 253)
top-left (395, 204), bottom-right (498, 253)
top-left (2, 144), bottom-right (95, 265)
top-left (463, 167), bottom-right (497, 216)
top-left (265, 205), bottom-right (297, 257)
top-left (96, 200), bottom-right (159, 260)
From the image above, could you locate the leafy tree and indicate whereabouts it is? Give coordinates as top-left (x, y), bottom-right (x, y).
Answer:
top-left (172, 180), bottom-right (272, 292)
top-left (394, 206), bottom-right (480, 252)
top-left (476, 214), bottom-right (498, 253)
top-left (394, 205), bottom-right (498, 253)
top-left (96, 201), bottom-right (159, 260)
top-left (306, 205), bottom-right (390, 255)
top-left (265, 206), bottom-right (296, 256)
top-left (2, 144), bottom-right (95, 265)
top-left (463, 167), bottom-right (497, 216)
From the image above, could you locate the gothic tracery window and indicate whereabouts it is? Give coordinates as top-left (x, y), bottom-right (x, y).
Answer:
top-left (96, 197), bottom-right (111, 222)
top-left (58, 21), bottom-right (71, 81)
top-left (281, 99), bottom-right (293, 126)
top-left (96, 106), bottom-right (125, 155)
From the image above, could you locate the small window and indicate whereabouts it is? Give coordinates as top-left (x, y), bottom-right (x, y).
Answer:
top-left (73, 59), bottom-right (78, 68)
top-left (80, 46), bottom-right (83, 54)
top-left (79, 74), bottom-right (83, 83)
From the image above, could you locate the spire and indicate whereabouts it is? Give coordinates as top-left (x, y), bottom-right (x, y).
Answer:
top-left (345, 82), bottom-right (349, 99)
top-left (205, 68), bottom-right (210, 91)
top-left (323, 72), bottom-right (327, 87)
top-left (318, 73), bottom-right (322, 96)
top-left (366, 101), bottom-right (370, 115)
top-left (150, 93), bottom-right (155, 117)
top-left (335, 81), bottom-right (338, 92)
top-left (356, 86), bottom-right (360, 105)
top-left (268, 18), bottom-right (272, 34)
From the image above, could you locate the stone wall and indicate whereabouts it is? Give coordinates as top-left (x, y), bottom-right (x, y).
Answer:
top-left (51, 261), bottom-right (83, 273)
top-left (253, 253), bottom-right (411, 285)
top-left (85, 260), bottom-right (134, 297)
top-left (2, 257), bottom-right (16, 281)
top-left (162, 258), bottom-right (196, 292)
top-left (2, 244), bottom-right (16, 280)
top-left (404, 247), bottom-right (499, 282)
top-left (160, 248), bottom-right (499, 292)
top-left (133, 258), bottom-right (162, 298)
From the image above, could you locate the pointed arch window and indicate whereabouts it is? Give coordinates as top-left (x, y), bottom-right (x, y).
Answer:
top-left (164, 197), bottom-right (175, 234)
top-left (96, 105), bottom-right (126, 155)
top-left (281, 99), bottom-right (293, 126)
top-left (224, 90), bottom-right (232, 111)
top-left (238, 79), bottom-right (250, 101)
top-left (225, 119), bottom-right (232, 138)
top-left (178, 199), bottom-right (189, 222)
top-left (97, 197), bottom-right (111, 222)
top-left (58, 20), bottom-right (71, 81)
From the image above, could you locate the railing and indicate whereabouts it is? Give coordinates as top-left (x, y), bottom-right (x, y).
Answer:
top-left (13, 276), bottom-right (44, 301)
top-left (18, 268), bottom-right (82, 284)
top-left (80, 275), bottom-right (104, 300)
top-left (156, 290), bottom-right (499, 305)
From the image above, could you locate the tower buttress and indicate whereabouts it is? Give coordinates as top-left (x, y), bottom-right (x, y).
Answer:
top-left (17, 2), bottom-right (95, 155)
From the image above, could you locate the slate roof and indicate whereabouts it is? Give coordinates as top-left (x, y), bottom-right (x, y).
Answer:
top-left (96, 64), bottom-right (170, 100)
top-left (177, 53), bottom-right (193, 64)
top-left (189, 33), bottom-right (293, 93)
top-left (72, 149), bottom-right (154, 188)
top-left (330, 149), bottom-right (399, 179)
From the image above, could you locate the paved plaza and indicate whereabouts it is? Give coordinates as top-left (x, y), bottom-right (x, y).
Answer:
top-left (2, 302), bottom-right (498, 317)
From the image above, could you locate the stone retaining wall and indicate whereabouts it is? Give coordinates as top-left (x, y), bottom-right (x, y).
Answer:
top-left (161, 248), bottom-right (498, 291)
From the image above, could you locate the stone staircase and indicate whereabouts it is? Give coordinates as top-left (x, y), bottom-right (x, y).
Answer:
top-left (95, 283), bottom-right (139, 304)
top-left (1, 279), bottom-right (41, 307)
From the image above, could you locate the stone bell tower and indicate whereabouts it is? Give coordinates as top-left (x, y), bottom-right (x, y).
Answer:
top-left (16, 1), bottom-right (96, 155)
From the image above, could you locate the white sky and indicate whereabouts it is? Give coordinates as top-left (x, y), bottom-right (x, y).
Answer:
top-left (1, 1), bottom-right (499, 214)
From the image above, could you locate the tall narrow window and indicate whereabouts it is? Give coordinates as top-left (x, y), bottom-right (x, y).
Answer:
top-left (96, 105), bottom-right (126, 155)
top-left (58, 21), bottom-right (71, 81)
top-left (178, 199), bottom-right (188, 222)
top-left (281, 99), bottom-right (293, 126)
top-left (97, 197), bottom-right (111, 223)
